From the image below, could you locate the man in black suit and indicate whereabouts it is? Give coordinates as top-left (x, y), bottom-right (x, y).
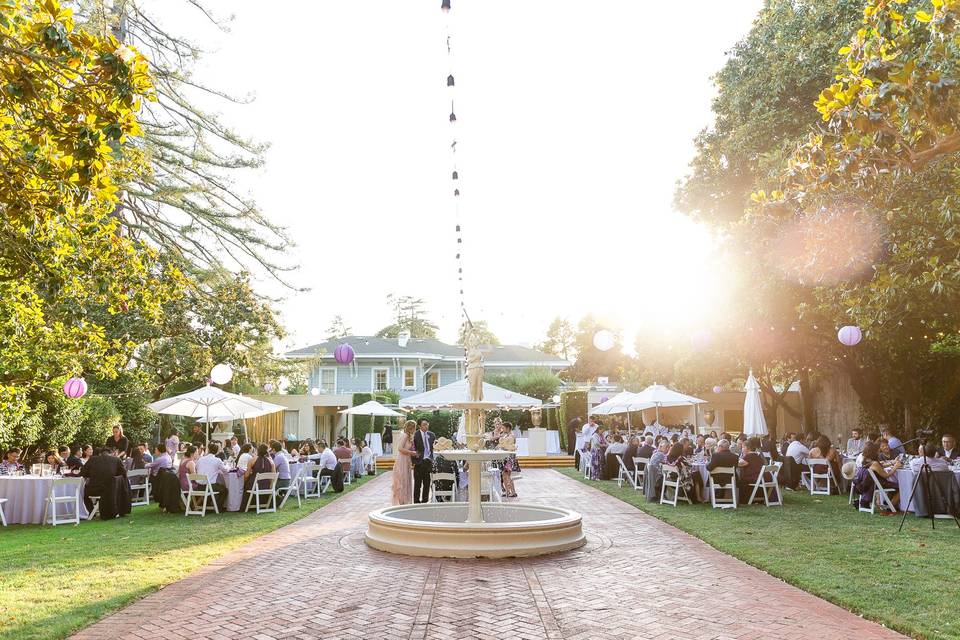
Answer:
top-left (79, 446), bottom-right (127, 513)
top-left (937, 433), bottom-right (957, 461)
top-left (635, 435), bottom-right (655, 460)
top-left (706, 439), bottom-right (741, 502)
top-left (412, 418), bottom-right (436, 504)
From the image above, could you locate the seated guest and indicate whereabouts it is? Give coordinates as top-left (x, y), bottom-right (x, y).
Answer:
top-left (196, 443), bottom-right (229, 511)
top-left (65, 445), bottom-right (84, 475)
top-left (0, 448), bottom-right (24, 475)
top-left (623, 436), bottom-right (640, 474)
top-left (178, 446), bottom-right (200, 492)
top-left (270, 440), bottom-right (291, 491)
top-left (856, 441), bottom-right (902, 510)
top-left (243, 443), bottom-right (277, 505)
top-left (779, 433), bottom-right (792, 458)
top-left (317, 440), bottom-right (344, 492)
top-left (882, 427), bottom-right (904, 455)
top-left (666, 442), bottom-right (702, 503)
top-left (759, 435), bottom-right (780, 462)
top-left (288, 446), bottom-right (300, 462)
top-left (878, 438), bottom-right (895, 462)
top-left (144, 443), bottom-right (173, 476)
top-left (706, 439), bottom-right (740, 502)
top-left (350, 437), bottom-right (365, 480)
top-left (808, 435), bottom-right (842, 493)
top-left (57, 445), bottom-right (70, 463)
top-left (236, 443), bottom-right (254, 472)
top-left (213, 441), bottom-right (228, 461)
top-left (730, 434), bottom-right (747, 456)
top-left (937, 434), bottom-right (957, 462)
top-left (910, 443), bottom-right (952, 473)
top-left (693, 435), bottom-right (706, 455)
top-left (605, 434), bottom-right (627, 479)
top-left (636, 435), bottom-right (655, 460)
top-left (737, 437), bottom-right (766, 504)
top-left (360, 440), bottom-right (375, 475)
top-left (333, 439), bottom-right (353, 464)
top-left (125, 446), bottom-right (146, 471)
top-left (304, 443), bottom-right (321, 462)
top-left (79, 446), bottom-right (127, 512)
top-left (846, 429), bottom-right (865, 456)
top-left (44, 450), bottom-right (64, 475)
top-left (137, 443), bottom-right (152, 464)
top-left (80, 444), bottom-right (94, 465)
top-left (785, 433), bottom-right (810, 465)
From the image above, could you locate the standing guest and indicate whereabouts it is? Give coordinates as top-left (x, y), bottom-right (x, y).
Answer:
top-left (392, 421), bottom-right (416, 504)
top-left (229, 436), bottom-right (241, 458)
top-left (125, 446), bottom-right (146, 471)
top-left (0, 448), bottom-right (24, 475)
top-left (382, 423), bottom-right (394, 455)
top-left (412, 419), bottom-right (436, 504)
top-left (937, 434), bottom-right (957, 461)
top-left (144, 443), bottom-right (173, 476)
top-left (189, 424), bottom-right (205, 447)
top-left (360, 439), bottom-right (375, 475)
top-left (846, 429), bottom-right (866, 456)
top-left (236, 443), bottom-right (254, 472)
top-left (270, 440), bottom-right (291, 491)
top-left (178, 446), bottom-right (200, 492)
top-left (164, 431), bottom-right (180, 463)
top-left (882, 428), bottom-right (904, 455)
top-left (104, 425), bottom-right (130, 458)
top-left (566, 416), bottom-right (583, 456)
top-left (80, 446), bottom-right (127, 512)
top-left (65, 445), bottom-right (84, 475)
top-left (317, 440), bottom-right (344, 492)
top-left (738, 437), bottom-right (766, 504)
top-left (196, 443), bottom-right (229, 511)
top-left (349, 438), bottom-right (365, 480)
top-left (581, 416), bottom-right (599, 449)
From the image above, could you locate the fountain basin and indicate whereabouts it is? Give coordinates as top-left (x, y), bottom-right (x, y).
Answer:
top-left (365, 502), bottom-right (585, 558)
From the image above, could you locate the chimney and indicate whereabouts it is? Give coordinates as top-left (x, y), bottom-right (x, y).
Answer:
top-left (398, 329), bottom-right (411, 348)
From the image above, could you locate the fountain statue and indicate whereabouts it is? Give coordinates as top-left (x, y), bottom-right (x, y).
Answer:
top-left (364, 328), bottom-right (585, 558)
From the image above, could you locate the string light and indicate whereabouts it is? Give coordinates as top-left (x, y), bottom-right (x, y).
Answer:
top-left (444, 1), bottom-right (469, 314)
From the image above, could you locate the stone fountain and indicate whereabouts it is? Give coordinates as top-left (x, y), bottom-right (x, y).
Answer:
top-left (365, 332), bottom-right (585, 558)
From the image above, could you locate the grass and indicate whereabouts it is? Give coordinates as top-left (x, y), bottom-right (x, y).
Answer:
top-left (558, 468), bottom-right (960, 640)
top-left (0, 473), bottom-right (378, 640)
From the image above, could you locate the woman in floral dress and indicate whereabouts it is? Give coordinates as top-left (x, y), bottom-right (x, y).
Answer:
top-left (391, 420), bottom-right (417, 505)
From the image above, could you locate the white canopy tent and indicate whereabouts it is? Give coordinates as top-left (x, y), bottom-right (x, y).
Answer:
top-left (149, 385), bottom-right (287, 444)
top-left (624, 384), bottom-right (707, 429)
top-left (400, 378), bottom-right (542, 410)
top-left (742, 371), bottom-right (769, 436)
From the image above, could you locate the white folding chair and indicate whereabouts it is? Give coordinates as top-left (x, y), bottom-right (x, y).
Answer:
top-left (659, 463), bottom-right (691, 507)
top-left (708, 466), bottom-right (737, 509)
top-left (43, 478), bottom-right (83, 526)
top-left (633, 457), bottom-right (649, 491)
top-left (338, 459), bottom-right (353, 485)
top-left (430, 472), bottom-right (458, 502)
top-left (747, 464), bottom-right (783, 507)
top-left (615, 455), bottom-right (640, 490)
top-left (127, 469), bottom-right (151, 507)
top-left (803, 459), bottom-right (834, 495)
top-left (299, 463), bottom-right (321, 498)
top-left (183, 474), bottom-right (220, 517)
top-left (278, 465), bottom-right (304, 509)
top-left (245, 472), bottom-right (278, 514)
top-left (0, 498), bottom-right (7, 526)
top-left (481, 468), bottom-right (502, 502)
top-left (862, 468), bottom-right (898, 514)
top-left (581, 450), bottom-right (592, 479)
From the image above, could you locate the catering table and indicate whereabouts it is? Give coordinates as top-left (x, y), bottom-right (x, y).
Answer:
top-left (896, 468), bottom-right (960, 515)
top-left (515, 438), bottom-right (529, 457)
top-left (546, 430), bottom-right (561, 455)
top-left (0, 476), bottom-right (89, 524)
top-left (365, 432), bottom-right (384, 456)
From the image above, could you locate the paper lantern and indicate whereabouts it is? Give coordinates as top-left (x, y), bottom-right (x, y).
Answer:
top-left (310, 387), bottom-right (320, 397)
top-left (334, 343), bottom-right (355, 364)
top-left (263, 382), bottom-right (275, 393)
top-left (712, 385), bottom-right (723, 394)
top-left (441, 0), bottom-right (451, 12)
top-left (592, 330), bottom-right (615, 352)
top-left (837, 325), bottom-right (862, 347)
top-left (210, 363), bottom-right (233, 385)
top-left (600, 396), bottom-right (609, 403)
top-left (63, 377), bottom-right (87, 399)
top-left (504, 391), bottom-right (513, 399)
top-left (692, 329), bottom-right (712, 351)
top-left (552, 395), bottom-right (561, 403)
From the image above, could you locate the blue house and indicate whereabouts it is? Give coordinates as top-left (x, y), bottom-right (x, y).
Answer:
top-left (284, 334), bottom-right (570, 399)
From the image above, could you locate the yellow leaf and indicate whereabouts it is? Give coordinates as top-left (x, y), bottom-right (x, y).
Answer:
top-left (915, 10), bottom-right (932, 22)
top-left (838, 46), bottom-right (852, 54)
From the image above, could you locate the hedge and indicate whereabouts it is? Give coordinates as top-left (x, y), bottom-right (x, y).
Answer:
top-left (558, 390), bottom-right (588, 452)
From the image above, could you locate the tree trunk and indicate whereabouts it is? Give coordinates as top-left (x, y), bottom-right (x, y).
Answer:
top-left (798, 370), bottom-right (818, 433)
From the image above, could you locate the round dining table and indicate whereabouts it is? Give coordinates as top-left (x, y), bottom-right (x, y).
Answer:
top-left (0, 475), bottom-right (89, 524)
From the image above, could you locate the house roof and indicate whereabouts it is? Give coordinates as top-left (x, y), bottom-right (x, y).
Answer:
top-left (283, 335), bottom-right (569, 366)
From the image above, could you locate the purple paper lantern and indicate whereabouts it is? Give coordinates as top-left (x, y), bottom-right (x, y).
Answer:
top-left (504, 391), bottom-right (513, 399)
top-left (334, 343), bottom-right (355, 364)
top-left (263, 382), bottom-right (275, 393)
top-left (64, 377), bottom-right (88, 399)
top-left (837, 325), bottom-right (863, 347)
top-left (691, 329), bottom-right (712, 351)
top-left (712, 385), bottom-right (723, 394)
top-left (600, 396), bottom-right (609, 403)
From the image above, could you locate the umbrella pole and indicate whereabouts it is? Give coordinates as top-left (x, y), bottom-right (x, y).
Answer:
top-left (206, 405), bottom-right (210, 448)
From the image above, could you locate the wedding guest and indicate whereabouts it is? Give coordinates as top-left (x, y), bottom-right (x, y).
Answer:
top-left (846, 429), bottom-right (866, 456)
top-left (360, 439), bottom-right (375, 475)
top-left (349, 438), bottom-right (364, 480)
top-left (636, 435), bottom-right (655, 460)
top-left (738, 437), bottom-right (766, 504)
top-left (65, 445), bottom-right (84, 475)
top-left (786, 433), bottom-right (810, 465)
top-left (138, 443), bottom-right (153, 464)
top-left (693, 435), bottom-right (707, 455)
top-left (910, 443), bottom-right (952, 472)
top-left (858, 441), bottom-right (902, 510)
top-left (242, 444), bottom-right (276, 506)
top-left (878, 438), bottom-right (895, 462)
top-left (236, 443), bottom-right (254, 472)
top-left (270, 440), bottom-right (291, 491)
top-left (145, 443), bottom-right (173, 476)
top-left (882, 427), bottom-right (904, 455)
top-left (80, 445), bottom-right (127, 512)
top-left (178, 446), bottom-right (200, 492)
top-left (333, 439), bottom-right (353, 464)
top-left (164, 431), bottom-right (180, 461)
top-left (708, 430), bottom-right (718, 440)
top-left (666, 442), bottom-right (702, 503)
top-left (937, 434), bottom-right (957, 461)
top-left (0, 448), bottom-right (23, 475)
top-left (809, 435), bottom-right (842, 492)
top-left (317, 440), bottom-right (344, 492)
top-left (229, 436), bottom-right (241, 458)
top-left (623, 436), bottom-right (640, 474)
top-left (706, 439), bottom-right (740, 503)
top-left (80, 443), bottom-right (94, 465)
top-left (43, 450), bottom-right (64, 475)
top-left (759, 434), bottom-right (780, 462)
top-left (125, 446), bottom-right (147, 471)
top-left (57, 445), bottom-right (70, 462)
top-left (196, 443), bottom-right (229, 511)
top-left (382, 423), bottom-right (394, 455)
top-left (189, 424), bottom-right (205, 446)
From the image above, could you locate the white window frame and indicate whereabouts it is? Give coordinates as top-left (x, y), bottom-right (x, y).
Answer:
top-left (318, 367), bottom-right (337, 394)
top-left (372, 367), bottom-right (390, 392)
top-left (425, 370), bottom-right (440, 391)
top-left (401, 366), bottom-right (417, 390)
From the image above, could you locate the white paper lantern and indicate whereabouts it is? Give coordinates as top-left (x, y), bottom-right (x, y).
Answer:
top-left (592, 329), bottom-right (615, 352)
top-left (210, 363), bottom-right (233, 385)
top-left (310, 387), bottom-right (320, 397)
top-left (551, 395), bottom-right (561, 403)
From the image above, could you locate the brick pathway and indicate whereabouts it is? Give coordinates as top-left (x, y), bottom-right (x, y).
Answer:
top-left (73, 470), bottom-right (905, 640)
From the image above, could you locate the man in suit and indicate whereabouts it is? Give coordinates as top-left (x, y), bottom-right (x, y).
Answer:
top-left (79, 446), bottom-right (127, 514)
top-left (566, 417), bottom-right (582, 456)
top-left (636, 435), bottom-right (655, 460)
top-left (412, 418), bottom-right (436, 504)
top-left (937, 433), bottom-right (957, 461)
top-left (706, 439), bottom-right (741, 502)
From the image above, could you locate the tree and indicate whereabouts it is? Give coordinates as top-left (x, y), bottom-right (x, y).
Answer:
top-left (325, 315), bottom-right (352, 340)
top-left (457, 320), bottom-right (499, 346)
top-left (376, 295), bottom-right (438, 339)
top-left (536, 317), bottom-right (576, 361)
top-left (486, 369), bottom-right (562, 402)
top-left (565, 316), bottom-right (630, 383)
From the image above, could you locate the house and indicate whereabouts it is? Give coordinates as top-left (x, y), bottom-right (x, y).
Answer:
top-left (284, 334), bottom-right (570, 399)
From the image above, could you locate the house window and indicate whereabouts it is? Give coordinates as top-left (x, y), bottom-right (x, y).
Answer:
top-left (372, 367), bottom-right (389, 391)
top-left (319, 368), bottom-right (337, 394)
top-left (425, 371), bottom-right (440, 391)
top-left (402, 367), bottom-right (416, 390)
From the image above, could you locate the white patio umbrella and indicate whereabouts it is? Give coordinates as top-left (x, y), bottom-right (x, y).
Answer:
top-left (625, 384), bottom-right (707, 428)
top-left (338, 400), bottom-right (405, 418)
top-left (149, 385), bottom-right (287, 445)
top-left (742, 371), bottom-right (769, 436)
top-left (400, 378), bottom-right (542, 410)
top-left (589, 391), bottom-right (635, 415)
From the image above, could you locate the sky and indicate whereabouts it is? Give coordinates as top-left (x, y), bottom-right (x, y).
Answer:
top-left (154, 0), bottom-right (765, 352)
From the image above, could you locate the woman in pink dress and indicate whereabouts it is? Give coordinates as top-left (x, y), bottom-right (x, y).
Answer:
top-left (391, 420), bottom-right (417, 505)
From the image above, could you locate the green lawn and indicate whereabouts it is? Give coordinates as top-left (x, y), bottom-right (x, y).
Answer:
top-left (559, 469), bottom-right (959, 640)
top-left (0, 473), bottom-right (378, 640)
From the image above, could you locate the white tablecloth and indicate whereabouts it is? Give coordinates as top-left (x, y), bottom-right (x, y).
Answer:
top-left (896, 468), bottom-right (960, 514)
top-left (575, 434), bottom-right (586, 452)
top-left (0, 476), bottom-right (89, 524)
top-left (546, 431), bottom-right (561, 454)
top-left (515, 438), bottom-right (529, 456)
top-left (222, 471), bottom-right (245, 512)
top-left (365, 433), bottom-right (383, 456)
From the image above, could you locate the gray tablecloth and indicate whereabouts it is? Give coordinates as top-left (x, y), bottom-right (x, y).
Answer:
top-left (0, 476), bottom-right (89, 524)
top-left (896, 468), bottom-right (960, 515)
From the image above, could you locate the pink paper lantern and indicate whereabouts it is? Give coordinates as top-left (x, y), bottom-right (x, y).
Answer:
top-left (712, 385), bottom-right (723, 394)
top-left (504, 391), bottom-right (513, 399)
top-left (837, 325), bottom-right (863, 347)
top-left (334, 343), bottom-right (355, 364)
top-left (600, 396), bottom-right (609, 403)
top-left (64, 377), bottom-right (88, 399)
